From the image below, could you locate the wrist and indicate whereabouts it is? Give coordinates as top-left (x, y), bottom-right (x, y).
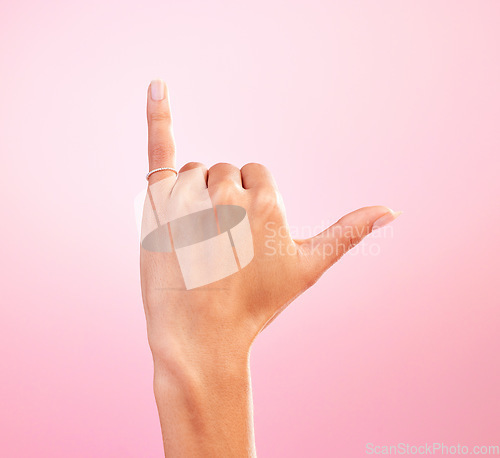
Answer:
top-left (152, 343), bottom-right (250, 383)
top-left (152, 348), bottom-right (255, 457)
top-left (148, 317), bottom-right (255, 380)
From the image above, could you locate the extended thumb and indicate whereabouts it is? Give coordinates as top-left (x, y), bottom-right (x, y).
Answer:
top-left (298, 206), bottom-right (401, 276)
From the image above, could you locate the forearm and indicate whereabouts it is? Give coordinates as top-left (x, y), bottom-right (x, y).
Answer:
top-left (153, 350), bottom-right (256, 457)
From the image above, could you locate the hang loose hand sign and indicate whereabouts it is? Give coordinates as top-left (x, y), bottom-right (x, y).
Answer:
top-left (140, 79), bottom-right (401, 457)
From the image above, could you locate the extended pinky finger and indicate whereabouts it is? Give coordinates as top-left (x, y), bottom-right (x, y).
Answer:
top-left (147, 79), bottom-right (177, 183)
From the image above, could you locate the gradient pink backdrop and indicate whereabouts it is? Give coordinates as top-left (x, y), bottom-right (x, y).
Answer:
top-left (1, 1), bottom-right (499, 456)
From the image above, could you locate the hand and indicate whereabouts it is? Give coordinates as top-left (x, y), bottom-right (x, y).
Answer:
top-left (140, 79), bottom-right (400, 457)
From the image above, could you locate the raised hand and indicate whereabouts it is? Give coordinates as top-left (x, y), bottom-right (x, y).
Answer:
top-left (140, 79), bottom-right (400, 457)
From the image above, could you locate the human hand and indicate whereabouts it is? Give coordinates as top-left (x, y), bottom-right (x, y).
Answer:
top-left (139, 79), bottom-right (400, 457)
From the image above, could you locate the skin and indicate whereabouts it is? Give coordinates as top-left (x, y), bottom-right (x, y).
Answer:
top-left (140, 80), bottom-right (400, 457)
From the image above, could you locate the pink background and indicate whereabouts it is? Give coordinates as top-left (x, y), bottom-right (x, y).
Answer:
top-left (1, 1), bottom-right (499, 456)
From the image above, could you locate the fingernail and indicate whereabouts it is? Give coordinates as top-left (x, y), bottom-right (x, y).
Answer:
top-left (372, 210), bottom-right (402, 231)
top-left (150, 80), bottom-right (165, 101)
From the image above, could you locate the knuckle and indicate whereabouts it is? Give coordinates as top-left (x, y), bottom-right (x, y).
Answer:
top-left (216, 178), bottom-right (237, 188)
top-left (184, 161), bottom-right (203, 168)
top-left (210, 162), bottom-right (235, 174)
top-left (149, 110), bottom-right (172, 124)
top-left (211, 182), bottom-right (238, 203)
top-left (346, 233), bottom-right (361, 250)
top-left (242, 162), bottom-right (266, 173)
top-left (179, 162), bottom-right (205, 172)
top-left (347, 236), bottom-right (357, 250)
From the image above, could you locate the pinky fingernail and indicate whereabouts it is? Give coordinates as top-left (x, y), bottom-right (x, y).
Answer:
top-left (150, 80), bottom-right (165, 101)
